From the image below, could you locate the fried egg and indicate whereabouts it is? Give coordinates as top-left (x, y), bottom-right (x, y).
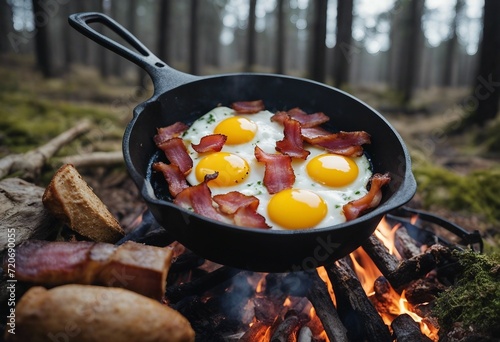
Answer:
top-left (182, 106), bottom-right (372, 230)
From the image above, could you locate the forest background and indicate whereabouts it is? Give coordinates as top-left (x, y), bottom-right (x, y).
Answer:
top-left (0, 0), bottom-right (499, 252)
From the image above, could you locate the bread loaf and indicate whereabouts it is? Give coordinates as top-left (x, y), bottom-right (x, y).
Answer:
top-left (42, 164), bottom-right (124, 243)
top-left (5, 285), bottom-right (195, 342)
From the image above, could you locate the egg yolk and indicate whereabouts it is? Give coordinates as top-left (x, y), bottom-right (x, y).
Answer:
top-left (195, 152), bottom-right (250, 187)
top-left (306, 154), bottom-right (359, 187)
top-left (267, 189), bottom-right (327, 230)
top-left (213, 117), bottom-right (257, 145)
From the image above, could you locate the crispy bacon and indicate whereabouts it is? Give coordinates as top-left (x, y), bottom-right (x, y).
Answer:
top-left (174, 173), bottom-right (230, 223)
top-left (271, 108), bottom-right (329, 128)
top-left (275, 117), bottom-right (310, 160)
top-left (191, 134), bottom-right (227, 153)
top-left (286, 107), bottom-right (330, 127)
top-left (153, 162), bottom-right (190, 197)
top-left (304, 130), bottom-right (371, 157)
top-left (8, 240), bottom-right (173, 300)
top-left (231, 100), bottom-right (265, 114)
top-left (214, 191), bottom-right (270, 229)
top-left (342, 173), bottom-right (391, 221)
top-left (213, 191), bottom-right (259, 214)
top-left (153, 122), bottom-right (189, 145)
top-left (234, 205), bottom-right (271, 229)
top-left (254, 146), bottom-right (295, 194)
top-left (157, 137), bottom-right (193, 175)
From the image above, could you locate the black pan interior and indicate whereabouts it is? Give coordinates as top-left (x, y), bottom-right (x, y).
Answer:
top-left (123, 73), bottom-right (414, 271)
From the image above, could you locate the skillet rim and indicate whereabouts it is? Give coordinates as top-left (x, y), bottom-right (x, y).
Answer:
top-left (123, 72), bottom-right (417, 236)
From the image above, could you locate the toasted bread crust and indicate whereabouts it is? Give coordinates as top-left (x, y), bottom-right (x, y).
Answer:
top-left (5, 285), bottom-right (195, 342)
top-left (42, 164), bottom-right (124, 243)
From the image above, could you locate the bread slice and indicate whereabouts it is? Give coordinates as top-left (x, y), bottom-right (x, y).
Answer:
top-left (42, 164), bottom-right (124, 243)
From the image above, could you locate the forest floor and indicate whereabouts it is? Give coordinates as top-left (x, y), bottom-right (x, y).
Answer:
top-left (1, 55), bottom-right (499, 253)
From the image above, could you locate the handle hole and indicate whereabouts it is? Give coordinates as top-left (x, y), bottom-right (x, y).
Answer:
top-left (155, 62), bottom-right (165, 68)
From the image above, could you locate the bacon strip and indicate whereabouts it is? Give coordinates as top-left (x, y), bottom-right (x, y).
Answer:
top-left (231, 100), bottom-right (265, 114)
top-left (191, 134), bottom-right (227, 153)
top-left (157, 137), bottom-right (193, 175)
top-left (254, 146), bottom-right (295, 194)
top-left (342, 173), bottom-right (391, 221)
top-left (286, 107), bottom-right (330, 127)
top-left (153, 162), bottom-right (190, 197)
top-left (213, 191), bottom-right (259, 214)
top-left (8, 240), bottom-right (173, 300)
top-left (154, 122), bottom-right (189, 145)
top-left (275, 117), bottom-right (310, 160)
top-left (174, 173), bottom-right (230, 223)
top-left (304, 131), bottom-right (371, 157)
top-left (214, 191), bottom-right (270, 229)
top-left (234, 205), bottom-right (271, 229)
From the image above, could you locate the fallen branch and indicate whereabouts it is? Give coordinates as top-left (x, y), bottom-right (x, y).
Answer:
top-left (60, 151), bottom-right (123, 168)
top-left (0, 120), bottom-right (92, 181)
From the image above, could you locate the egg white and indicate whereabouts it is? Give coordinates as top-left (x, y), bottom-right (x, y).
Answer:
top-left (182, 106), bottom-right (373, 230)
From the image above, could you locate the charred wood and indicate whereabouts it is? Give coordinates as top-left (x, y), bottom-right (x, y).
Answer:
top-left (395, 226), bottom-right (422, 259)
top-left (361, 235), bottom-right (399, 279)
top-left (166, 266), bottom-right (242, 304)
top-left (371, 276), bottom-right (400, 320)
top-left (391, 314), bottom-right (433, 342)
top-left (281, 270), bottom-right (348, 342)
top-left (270, 311), bottom-right (302, 342)
top-left (240, 321), bottom-right (271, 341)
top-left (326, 259), bottom-right (392, 342)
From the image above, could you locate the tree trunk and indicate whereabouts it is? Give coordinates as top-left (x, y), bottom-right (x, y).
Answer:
top-left (333, 0), bottom-right (353, 88)
top-left (309, 0), bottom-right (328, 82)
top-left (399, 0), bottom-right (425, 106)
top-left (32, 0), bottom-right (56, 77)
top-left (442, 0), bottom-right (465, 87)
top-left (467, 0), bottom-right (500, 126)
top-left (245, 0), bottom-right (257, 72)
top-left (0, 1), bottom-right (14, 55)
top-left (157, 0), bottom-right (171, 64)
top-left (189, 0), bottom-right (200, 75)
top-left (274, 0), bottom-right (286, 74)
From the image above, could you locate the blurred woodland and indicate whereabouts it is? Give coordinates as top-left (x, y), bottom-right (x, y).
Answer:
top-left (0, 0), bottom-right (499, 250)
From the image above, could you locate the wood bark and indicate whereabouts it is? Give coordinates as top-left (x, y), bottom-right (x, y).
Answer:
top-left (326, 259), bottom-right (392, 342)
top-left (0, 178), bottom-right (58, 252)
top-left (391, 314), bottom-right (433, 342)
top-left (245, 0), bottom-right (257, 72)
top-left (0, 120), bottom-right (91, 181)
top-left (333, 0), bottom-right (353, 88)
top-left (467, 0), bottom-right (500, 126)
top-left (309, 0), bottom-right (328, 82)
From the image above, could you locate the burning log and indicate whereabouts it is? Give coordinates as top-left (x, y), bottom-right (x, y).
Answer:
top-left (270, 311), bottom-right (302, 342)
top-left (282, 271), bottom-right (349, 342)
top-left (240, 321), bottom-right (271, 341)
top-left (391, 314), bottom-right (433, 342)
top-left (166, 266), bottom-right (242, 304)
top-left (371, 276), bottom-right (400, 320)
top-left (326, 258), bottom-right (393, 342)
top-left (395, 226), bottom-right (422, 259)
top-left (362, 234), bottom-right (453, 292)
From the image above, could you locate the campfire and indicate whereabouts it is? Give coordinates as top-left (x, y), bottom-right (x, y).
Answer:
top-left (0, 168), bottom-right (486, 342)
top-left (122, 207), bottom-right (482, 342)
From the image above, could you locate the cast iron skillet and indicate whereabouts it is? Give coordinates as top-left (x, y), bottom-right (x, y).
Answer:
top-left (69, 12), bottom-right (417, 272)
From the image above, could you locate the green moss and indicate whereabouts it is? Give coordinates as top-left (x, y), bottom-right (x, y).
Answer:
top-left (413, 162), bottom-right (500, 224)
top-left (433, 250), bottom-right (500, 336)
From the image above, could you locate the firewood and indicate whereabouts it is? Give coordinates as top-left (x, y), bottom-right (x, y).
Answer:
top-left (391, 314), bottom-right (433, 342)
top-left (0, 119), bottom-right (91, 181)
top-left (270, 311), bottom-right (301, 342)
top-left (240, 321), bottom-right (271, 341)
top-left (371, 276), bottom-right (400, 320)
top-left (361, 235), bottom-right (399, 278)
top-left (166, 266), bottom-right (242, 304)
top-left (0, 178), bottom-right (58, 252)
top-left (326, 258), bottom-right (393, 342)
top-left (281, 270), bottom-right (348, 342)
top-left (395, 226), bottom-right (422, 258)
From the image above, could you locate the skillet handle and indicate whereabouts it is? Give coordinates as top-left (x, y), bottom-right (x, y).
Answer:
top-left (68, 12), bottom-right (197, 97)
